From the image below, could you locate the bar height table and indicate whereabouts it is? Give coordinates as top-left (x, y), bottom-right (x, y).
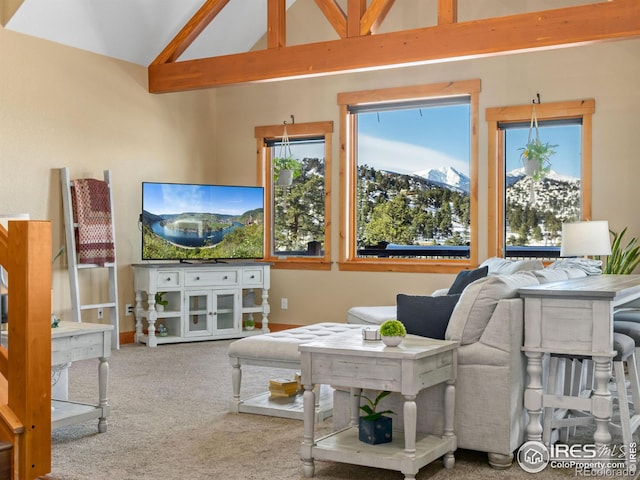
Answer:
top-left (519, 274), bottom-right (640, 447)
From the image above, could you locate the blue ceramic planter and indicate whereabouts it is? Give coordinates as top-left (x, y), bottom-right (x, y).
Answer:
top-left (358, 416), bottom-right (392, 444)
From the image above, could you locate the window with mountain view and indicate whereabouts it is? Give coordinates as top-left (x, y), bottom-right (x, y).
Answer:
top-left (486, 100), bottom-right (595, 260)
top-left (255, 121), bottom-right (332, 270)
top-left (338, 80), bottom-right (480, 272)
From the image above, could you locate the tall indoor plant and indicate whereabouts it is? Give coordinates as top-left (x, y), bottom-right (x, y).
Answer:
top-left (603, 227), bottom-right (640, 274)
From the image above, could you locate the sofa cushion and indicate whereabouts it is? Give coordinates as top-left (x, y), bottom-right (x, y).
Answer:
top-left (480, 257), bottom-right (544, 275)
top-left (532, 268), bottom-right (570, 283)
top-left (397, 293), bottom-right (461, 340)
top-left (446, 271), bottom-right (539, 345)
top-left (448, 266), bottom-right (489, 295)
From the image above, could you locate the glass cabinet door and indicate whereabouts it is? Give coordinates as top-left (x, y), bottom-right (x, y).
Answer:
top-left (215, 291), bottom-right (238, 332)
top-left (185, 291), bottom-right (214, 337)
top-left (184, 290), bottom-right (239, 337)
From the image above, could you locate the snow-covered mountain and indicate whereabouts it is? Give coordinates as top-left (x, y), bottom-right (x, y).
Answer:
top-left (413, 166), bottom-right (470, 193)
top-left (506, 168), bottom-right (579, 186)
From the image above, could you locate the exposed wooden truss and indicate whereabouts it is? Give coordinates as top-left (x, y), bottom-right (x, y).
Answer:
top-left (148, 0), bottom-right (640, 93)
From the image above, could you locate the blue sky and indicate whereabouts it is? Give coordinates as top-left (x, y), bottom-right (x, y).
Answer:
top-left (143, 183), bottom-right (263, 216)
top-left (357, 105), bottom-right (471, 175)
top-left (278, 104), bottom-right (582, 179)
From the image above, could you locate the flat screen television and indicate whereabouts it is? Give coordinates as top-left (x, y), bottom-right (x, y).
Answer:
top-left (141, 182), bottom-right (264, 261)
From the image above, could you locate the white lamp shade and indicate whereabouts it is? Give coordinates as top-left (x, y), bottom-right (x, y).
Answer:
top-left (560, 220), bottom-right (611, 257)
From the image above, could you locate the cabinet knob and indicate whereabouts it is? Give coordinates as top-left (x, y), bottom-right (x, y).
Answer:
top-left (250, 275), bottom-right (255, 279)
top-left (223, 276), bottom-right (228, 280)
top-left (196, 276), bottom-right (200, 281)
top-left (166, 277), bottom-right (171, 281)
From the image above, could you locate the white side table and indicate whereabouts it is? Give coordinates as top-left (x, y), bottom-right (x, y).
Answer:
top-left (299, 332), bottom-right (458, 480)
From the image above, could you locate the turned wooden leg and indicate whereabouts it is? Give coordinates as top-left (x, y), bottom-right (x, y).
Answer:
top-left (97, 356), bottom-right (109, 433)
top-left (524, 351), bottom-right (544, 442)
top-left (442, 379), bottom-right (456, 469)
top-left (592, 355), bottom-right (613, 447)
top-left (300, 384), bottom-right (316, 478)
top-left (230, 361), bottom-right (242, 412)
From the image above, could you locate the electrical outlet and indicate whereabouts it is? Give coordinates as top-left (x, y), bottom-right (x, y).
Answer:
top-left (126, 304), bottom-right (133, 316)
top-left (97, 307), bottom-right (104, 319)
top-left (281, 298), bottom-right (288, 310)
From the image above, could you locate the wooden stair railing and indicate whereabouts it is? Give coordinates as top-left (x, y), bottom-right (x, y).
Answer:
top-left (0, 220), bottom-right (52, 479)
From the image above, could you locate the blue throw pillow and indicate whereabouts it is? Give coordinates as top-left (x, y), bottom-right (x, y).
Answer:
top-left (396, 293), bottom-right (461, 340)
top-left (447, 266), bottom-right (489, 295)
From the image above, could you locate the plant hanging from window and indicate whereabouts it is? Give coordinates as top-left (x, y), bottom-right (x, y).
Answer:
top-left (273, 125), bottom-right (302, 187)
top-left (519, 102), bottom-right (558, 202)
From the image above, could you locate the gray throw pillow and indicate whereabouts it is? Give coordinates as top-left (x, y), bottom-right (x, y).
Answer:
top-left (448, 266), bottom-right (489, 295)
top-left (396, 293), bottom-right (461, 340)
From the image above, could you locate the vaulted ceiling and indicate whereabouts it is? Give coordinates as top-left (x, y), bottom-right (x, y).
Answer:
top-left (3, 0), bottom-right (640, 94)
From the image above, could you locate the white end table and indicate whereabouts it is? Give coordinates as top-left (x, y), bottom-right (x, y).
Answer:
top-left (299, 332), bottom-right (458, 480)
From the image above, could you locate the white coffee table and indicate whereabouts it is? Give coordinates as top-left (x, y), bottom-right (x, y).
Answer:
top-left (299, 332), bottom-right (459, 480)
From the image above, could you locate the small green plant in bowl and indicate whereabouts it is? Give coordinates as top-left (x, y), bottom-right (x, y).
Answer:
top-left (379, 319), bottom-right (406, 346)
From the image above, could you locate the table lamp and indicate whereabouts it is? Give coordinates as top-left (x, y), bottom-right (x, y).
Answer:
top-left (560, 220), bottom-right (612, 257)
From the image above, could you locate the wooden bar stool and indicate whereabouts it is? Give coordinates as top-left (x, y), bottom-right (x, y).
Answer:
top-left (542, 333), bottom-right (640, 471)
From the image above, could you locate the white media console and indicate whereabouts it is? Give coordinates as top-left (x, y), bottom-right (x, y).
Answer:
top-left (132, 262), bottom-right (270, 347)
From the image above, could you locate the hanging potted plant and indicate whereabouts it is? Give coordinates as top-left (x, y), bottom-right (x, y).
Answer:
top-left (519, 139), bottom-right (557, 182)
top-left (273, 156), bottom-right (303, 186)
top-left (519, 103), bottom-right (558, 202)
top-left (273, 124), bottom-right (303, 186)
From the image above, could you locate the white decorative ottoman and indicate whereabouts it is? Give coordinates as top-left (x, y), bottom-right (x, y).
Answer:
top-left (228, 322), bottom-right (363, 420)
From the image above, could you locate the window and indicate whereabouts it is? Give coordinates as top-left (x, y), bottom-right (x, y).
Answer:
top-left (255, 121), bottom-right (333, 270)
top-left (486, 100), bottom-right (595, 260)
top-left (338, 80), bottom-right (480, 273)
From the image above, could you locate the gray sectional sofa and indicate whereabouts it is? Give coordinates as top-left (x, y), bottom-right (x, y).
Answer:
top-left (335, 259), bottom-right (591, 468)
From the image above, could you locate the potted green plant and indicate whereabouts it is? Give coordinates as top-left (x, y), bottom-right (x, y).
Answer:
top-left (357, 390), bottom-right (395, 444)
top-left (519, 139), bottom-right (558, 182)
top-left (155, 292), bottom-right (169, 312)
top-left (379, 319), bottom-right (407, 347)
top-left (603, 227), bottom-right (640, 274)
top-left (273, 156), bottom-right (303, 186)
top-left (244, 316), bottom-right (255, 331)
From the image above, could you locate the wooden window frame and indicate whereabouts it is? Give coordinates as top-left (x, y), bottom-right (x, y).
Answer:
top-left (337, 80), bottom-right (480, 273)
top-left (486, 99), bottom-right (595, 259)
top-left (255, 121), bottom-right (333, 271)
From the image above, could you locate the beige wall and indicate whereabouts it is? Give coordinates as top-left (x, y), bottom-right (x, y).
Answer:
top-left (2, 0), bottom-right (639, 337)
top-left (0, 26), bottom-right (216, 333)
top-left (215, 2), bottom-right (640, 326)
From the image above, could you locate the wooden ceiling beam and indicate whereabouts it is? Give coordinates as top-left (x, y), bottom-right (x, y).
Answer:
top-left (148, 0), bottom-right (640, 93)
top-left (347, 0), bottom-right (366, 38)
top-left (268, 0), bottom-right (286, 49)
top-left (314, 0), bottom-right (347, 39)
top-left (361, 0), bottom-right (395, 36)
top-left (151, 0), bottom-right (231, 65)
top-left (438, 0), bottom-right (457, 25)
top-left (1, 0), bottom-right (25, 26)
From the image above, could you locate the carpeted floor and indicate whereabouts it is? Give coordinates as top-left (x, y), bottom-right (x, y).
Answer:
top-left (44, 340), bottom-right (625, 479)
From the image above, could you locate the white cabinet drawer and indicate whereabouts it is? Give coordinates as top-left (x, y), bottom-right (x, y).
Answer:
top-left (185, 270), bottom-right (238, 286)
top-left (242, 269), bottom-right (263, 285)
top-left (156, 271), bottom-right (181, 288)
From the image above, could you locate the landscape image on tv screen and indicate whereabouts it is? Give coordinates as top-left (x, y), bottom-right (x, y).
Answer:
top-left (141, 182), bottom-right (264, 261)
